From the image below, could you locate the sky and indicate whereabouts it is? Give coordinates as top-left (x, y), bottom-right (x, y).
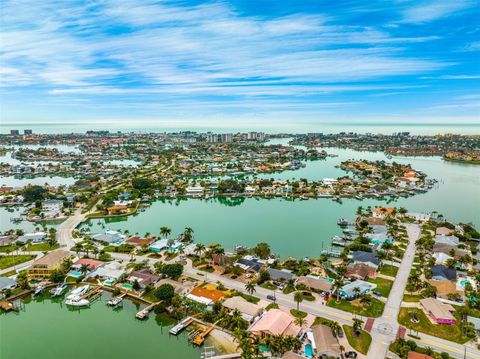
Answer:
top-left (1, 0), bottom-right (479, 127)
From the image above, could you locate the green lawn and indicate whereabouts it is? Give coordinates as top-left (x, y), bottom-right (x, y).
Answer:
top-left (398, 308), bottom-right (472, 344)
top-left (402, 294), bottom-right (421, 302)
top-left (0, 255), bottom-right (36, 270)
top-left (260, 282), bottom-right (277, 290)
top-left (0, 245), bottom-right (18, 253)
top-left (327, 297), bottom-right (384, 317)
top-left (380, 264), bottom-right (398, 277)
top-left (343, 325), bottom-right (372, 355)
top-left (367, 277), bottom-right (393, 297)
top-left (1, 269), bottom-right (17, 277)
top-left (290, 309), bottom-right (308, 318)
top-left (24, 243), bottom-right (59, 251)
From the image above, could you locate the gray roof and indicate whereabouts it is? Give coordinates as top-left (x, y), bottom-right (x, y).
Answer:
top-left (0, 277), bottom-right (17, 291)
top-left (267, 268), bottom-right (295, 281)
top-left (352, 251), bottom-right (380, 266)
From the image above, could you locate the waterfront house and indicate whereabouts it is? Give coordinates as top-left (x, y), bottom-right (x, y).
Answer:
top-left (406, 212), bottom-right (431, 222)
top-left (107, 204), bottom-right (129, 215)
top-left (72, 258), bottom-right (103, 271)
top-left (0, 277), bottom-right (17, 292)
top-left (296, 275), bottom-right (333, 293)
top-left (234, 258), bottom-right (263, 273)
top-left (267, 268), bottom-right (296, 282)
top-left (339, 280), bottom-right (377, 299)
top-left (127, 269), bottom-right (160, 288)
top-left (28, 250), bottom-right (70, 279)
top-left (433, 244), bottom-right (468, 259)
top-left (187, 286), bottom-right (225, 305)
top-left (87, 261), bottom-right (124, 281)
top-left (42, 199), bottom-right (64, 212)
top-left (307, 324), bottom-right (341, 358)
top-left (366, 217), bottom-right (385, 226)
top-left (420, 298), bottom-right (456, 325)
top-left (185, 186), bottom-right (204, 197)
top-left (249, 308), bottom-right (305, 338)
top-left (432, 252), bottom-right (453, 265)
top-left (222, 296), bottom-right (263, 322)
top-left (17, 231), bottom-right (47, 244)
top-left (125, 236), bottom-right (155, 249)
top-left (0, 235), bottom-right (15, 247)
top-left (149, 238), bottom-right (183, 252)
top-left (431, 265), bottom-right (457, 281)
top-left (91, 230), bottom-right (126, 246)
top-left (351, 251), bottom-right (381, 269)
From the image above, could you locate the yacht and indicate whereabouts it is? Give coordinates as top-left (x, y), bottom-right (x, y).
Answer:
top-left (50, 284), bottom-right (68, 297)
top-left (33, 284), bottom-right (45, 296)
top-left (65, 298), bottom-right (90, 307)
top-left (107, 295), bottom-right (124, 307)
top-left (66, 285), bottom-right (89, 300)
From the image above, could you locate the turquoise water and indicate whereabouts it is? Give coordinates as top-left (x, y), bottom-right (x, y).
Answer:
top-left (305, 343), bottom-right (313, 357)
top-left (81, 142), bottom-right (480, 258)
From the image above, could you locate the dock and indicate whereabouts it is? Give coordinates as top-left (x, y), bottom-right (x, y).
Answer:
top-left (321, 248), bottom-right (342, 258)
top-left (81, 286), bottom-right (102, 300)
top-left (135, 303), bottom-right (155, 319)
top-left (192, 324), bottom-right (215, 346)
top-left (169, 316), bottom-right (193, 335)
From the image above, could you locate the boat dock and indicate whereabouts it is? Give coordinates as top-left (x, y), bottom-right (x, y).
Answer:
top-left (81, 286), bottom-right (102, 300)
top-left (321, 248), bottom-right (342, 257)
top-left (169, 316), bottom-right (193, 335)
top-left (135, 303), bottom-right (155, 319)
top-left (192, 324), bottom-right (215, 346)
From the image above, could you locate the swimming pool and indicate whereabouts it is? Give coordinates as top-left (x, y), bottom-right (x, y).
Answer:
top-left (305, 343), bottom-right (313, 357)
top-left (69, 271), bottom-right (82, 278)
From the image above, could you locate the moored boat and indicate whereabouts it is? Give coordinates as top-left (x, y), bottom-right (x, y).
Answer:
top-left (65, 298), bottom-right (90, 307)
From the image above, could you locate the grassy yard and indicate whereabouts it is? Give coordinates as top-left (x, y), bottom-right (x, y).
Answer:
top-left (290, 309), bottom-right (308, 318)
top-left (343, 325), bottom-right (372, 355)
top-left (1, 269), bottom-right (17, 277)
top-left (0, 255), bottom-right (36, 270)
top-left (327, 297), bottom-right (384, 317)
top-left (24, 243), bottom-right (59, 251)
top-left (0, 245), bottom-right (18, 253)
top-left (380, 264), bottom-right (398, 277)
top-left (402, 294), bottom-right (421, 302)
top-left (260, 282), bottom-right (277, 290)
top-left (367, 277), bottom-right (393, 297)
top-left (398, 308), bottom-right (471, 344)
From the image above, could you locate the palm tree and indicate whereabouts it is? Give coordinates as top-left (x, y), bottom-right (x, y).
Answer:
top-left (183, 227), bottom-right (194, 243)
top-left (294, 316), bottom-right (306, 328)
top-left (245, 281), bottom-right (256, 295)
top-left (194, 243), bottom-right (205, 257)
top-left (160, 226), bottom-right (171, 238)
top-left (352, 318), bottom-right (364, 337)
top-left (230, 309), bottom-right (245, 330)
top-left (352, 286), bottom-right (361, 298)
top-left (293, 291), bottom-right (304, 311)
top-left (79, 264), bottom-right (90, 276)
top-left (329, 321), bottom-right (341, 337)
top-left (333, 277), bottom-right (344, 303)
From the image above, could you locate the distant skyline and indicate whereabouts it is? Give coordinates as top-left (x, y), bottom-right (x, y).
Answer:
top-left (1, 0), bottom-right (479, 125)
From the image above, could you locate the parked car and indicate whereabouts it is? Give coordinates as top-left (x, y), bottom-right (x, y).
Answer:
top-left (267, 294), bottom-right (276, 301)
top-left (373, 291), bottom-right (382, 297)
top-left (337, 327), bottom-right (344, 338)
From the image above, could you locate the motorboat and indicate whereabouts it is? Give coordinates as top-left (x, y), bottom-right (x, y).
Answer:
top-left (65, 298), bottom-right (90, 307)
top-left (107, 295), bottom-right (124, 307)
top-left (66, 285), bottom-right (89, 300)
top-left (50, 284), bottom-right (68, 297)
top-left (34, 284), bottom-right (45, 296)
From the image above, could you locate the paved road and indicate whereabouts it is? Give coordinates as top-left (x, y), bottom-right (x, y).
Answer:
top-left (367, 223), bottom-right (420, 359)
top-left (57, 209), bottom-right (88, 248)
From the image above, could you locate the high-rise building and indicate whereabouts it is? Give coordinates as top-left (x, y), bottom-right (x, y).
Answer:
top-left (24, 129), bottom-right (33, 135)
top-left (10, 130), bottom-right (20, 135)
top-left (220, 133), bottom-right (233, 142)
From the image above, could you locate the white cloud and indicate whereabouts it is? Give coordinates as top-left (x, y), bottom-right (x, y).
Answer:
top-left (400, 0), bottom-right (474, 23)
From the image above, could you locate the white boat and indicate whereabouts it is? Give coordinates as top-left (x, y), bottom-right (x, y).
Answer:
top-left (107, 296), bottom-right (124, 307)
top-left (50, 284), bottom-right (68, 297)
top-left (66, 285), bottom-right (89, 300)
top-left (65, 298), bottom-right (90, 307)
top-left (34, 285), bottom-right (45, 296)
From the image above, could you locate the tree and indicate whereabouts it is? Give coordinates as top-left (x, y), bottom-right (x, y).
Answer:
top-left (160, 226), bottom-right (171, 238)
top-left (132, 177), bottom-right (152, 190)
top-left (154, 284), bottom-right (175, 302)
top-left (333, 277), bottom-right (344, 303)
top-left (194, 243), bottom-right (205, 257)
top-left (352, 318), bottom-right (364, 337)
top-left (16, 271), bottom-right (30, 290)
top-left (257, 269), bottom-right (270, 284)
top-left (49, 268), bottom-right (66, 283)
top-left (252, 242), bottom-right (271, 259)
top-left (160, 263), bottom-right (183, 279)
top-left (79, 264), bottom-right (90, 276)
top-left (132, 279), bottom-right (141, 291)
top-left (245, 281), bottom-right (256, 295)
top-left (23, 185), bottom-right (47, 202)
top-left (182, 227), bottom-right (194, 243)
top-left (294, 316), bottom-right (306, 327)
top-left (293, 291), bottom-right (304, 311)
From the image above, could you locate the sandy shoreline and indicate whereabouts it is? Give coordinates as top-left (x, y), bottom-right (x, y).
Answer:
top-left (206, 328), bottom-right (240, 354)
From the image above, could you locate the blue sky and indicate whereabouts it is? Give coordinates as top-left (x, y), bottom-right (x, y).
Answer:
top-left (1, 0), bottom-right (479, 126)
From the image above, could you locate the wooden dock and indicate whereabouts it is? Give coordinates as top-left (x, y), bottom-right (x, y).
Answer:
top-left (135, 303), bottom-right (155, 319)
top-left (192, 325), bottom-right (215, 346)
top-left (81, 286), bottom-right (102, 300)
top-left (169, 316), bottom-right (193, 335)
